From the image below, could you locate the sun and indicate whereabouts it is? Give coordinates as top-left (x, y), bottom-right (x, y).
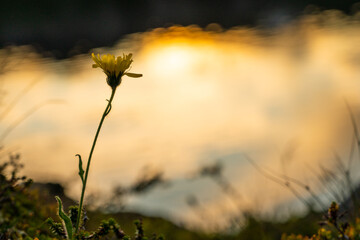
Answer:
top-left (144, 40), bottom-right (198, 76)
top-left (163, 45), bottom-right (193, 70)
top-left (141, 28), bottom-right (215, 76)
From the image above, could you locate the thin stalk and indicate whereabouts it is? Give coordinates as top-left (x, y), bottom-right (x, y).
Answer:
top-left (0, 78), bottom-right (39, 120)
top-left (244, 155), bottom-right (313, 210)
top-left (75, 88), bottom-right (116, 232)
top-left (0, 99), bottom-right (64, 143)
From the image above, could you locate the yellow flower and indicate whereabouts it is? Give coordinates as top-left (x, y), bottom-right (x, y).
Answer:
top-left (92, 53), bottom-right (142, 89)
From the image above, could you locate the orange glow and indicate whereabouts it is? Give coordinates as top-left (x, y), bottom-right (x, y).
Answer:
top-left (140, 27), bottom-right (218, 76)
top-left (149, 43), bottom-right (196, 74)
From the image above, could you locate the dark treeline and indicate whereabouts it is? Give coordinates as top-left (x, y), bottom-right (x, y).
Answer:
top-left (0, 0), bottom-right (359, 58)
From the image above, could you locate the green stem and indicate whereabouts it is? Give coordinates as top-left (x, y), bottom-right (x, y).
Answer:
top-left (75, 88), bottom-right (117, 233)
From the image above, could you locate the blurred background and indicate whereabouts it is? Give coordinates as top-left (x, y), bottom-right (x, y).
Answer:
top-left (1, 0), bottom-right (360, 58)
top-left (1, 0), bottom-right (360, 235)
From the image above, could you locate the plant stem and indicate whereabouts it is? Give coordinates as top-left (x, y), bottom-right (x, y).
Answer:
top-left (75, 88), bottom-right (116, 233)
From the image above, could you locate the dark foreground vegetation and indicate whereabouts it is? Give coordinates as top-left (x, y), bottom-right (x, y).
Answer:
top-left (2, 153), bottom-right (360, 240)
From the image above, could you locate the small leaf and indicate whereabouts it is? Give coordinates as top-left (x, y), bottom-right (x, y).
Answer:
top-left (125, 72), bottom-right (143, 78)
top-left (76, 154), bottom-right (84, 183)
top-left (46, 217), bottom-right (66, 238)
top-left (55, 196), bottom-right (73, 240)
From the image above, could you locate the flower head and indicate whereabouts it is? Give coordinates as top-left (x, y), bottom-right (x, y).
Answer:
top-left (92, 53), bottom-right (142, 89)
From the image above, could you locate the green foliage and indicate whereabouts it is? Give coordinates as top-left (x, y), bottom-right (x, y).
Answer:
top-left (282, 202), bottom-right (360, 240)
top-left (0, 155), bottom-right (168, 240)
top-left (76, 154), bottom-right (84, 184)
top-left (68, 206), bottom-right (79, 228)
top-left (55, 196), bottom-right (74, 239)
top-left (85, 211), bottom-right (210, 240)
top-left (0, 154), bottom-right (54, 239)
top-left (46, 218), bottom-right (66, 238)
top-left (5, 152), bottom-right (360, 240)
top-left (47, 208), bottom-right (167, 240)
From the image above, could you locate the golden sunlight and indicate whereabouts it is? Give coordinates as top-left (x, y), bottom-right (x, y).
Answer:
top-left (150, 43), bottom-right (195, 73)
top-left (142, 33), bottom-right (215, 77)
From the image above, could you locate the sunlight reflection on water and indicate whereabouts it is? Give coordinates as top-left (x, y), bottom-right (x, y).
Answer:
top-left (1, 11), bottom-right (360, 231)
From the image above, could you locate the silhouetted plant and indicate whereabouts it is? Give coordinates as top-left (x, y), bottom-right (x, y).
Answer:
top-left (281, 202), bottom-right (360, 240)
top-left (72, 53), bottom-right (142, 234)
top-left (45, 53), bottom-right (167, 240)
top-left (0, 154), bottom-right (53, 239)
